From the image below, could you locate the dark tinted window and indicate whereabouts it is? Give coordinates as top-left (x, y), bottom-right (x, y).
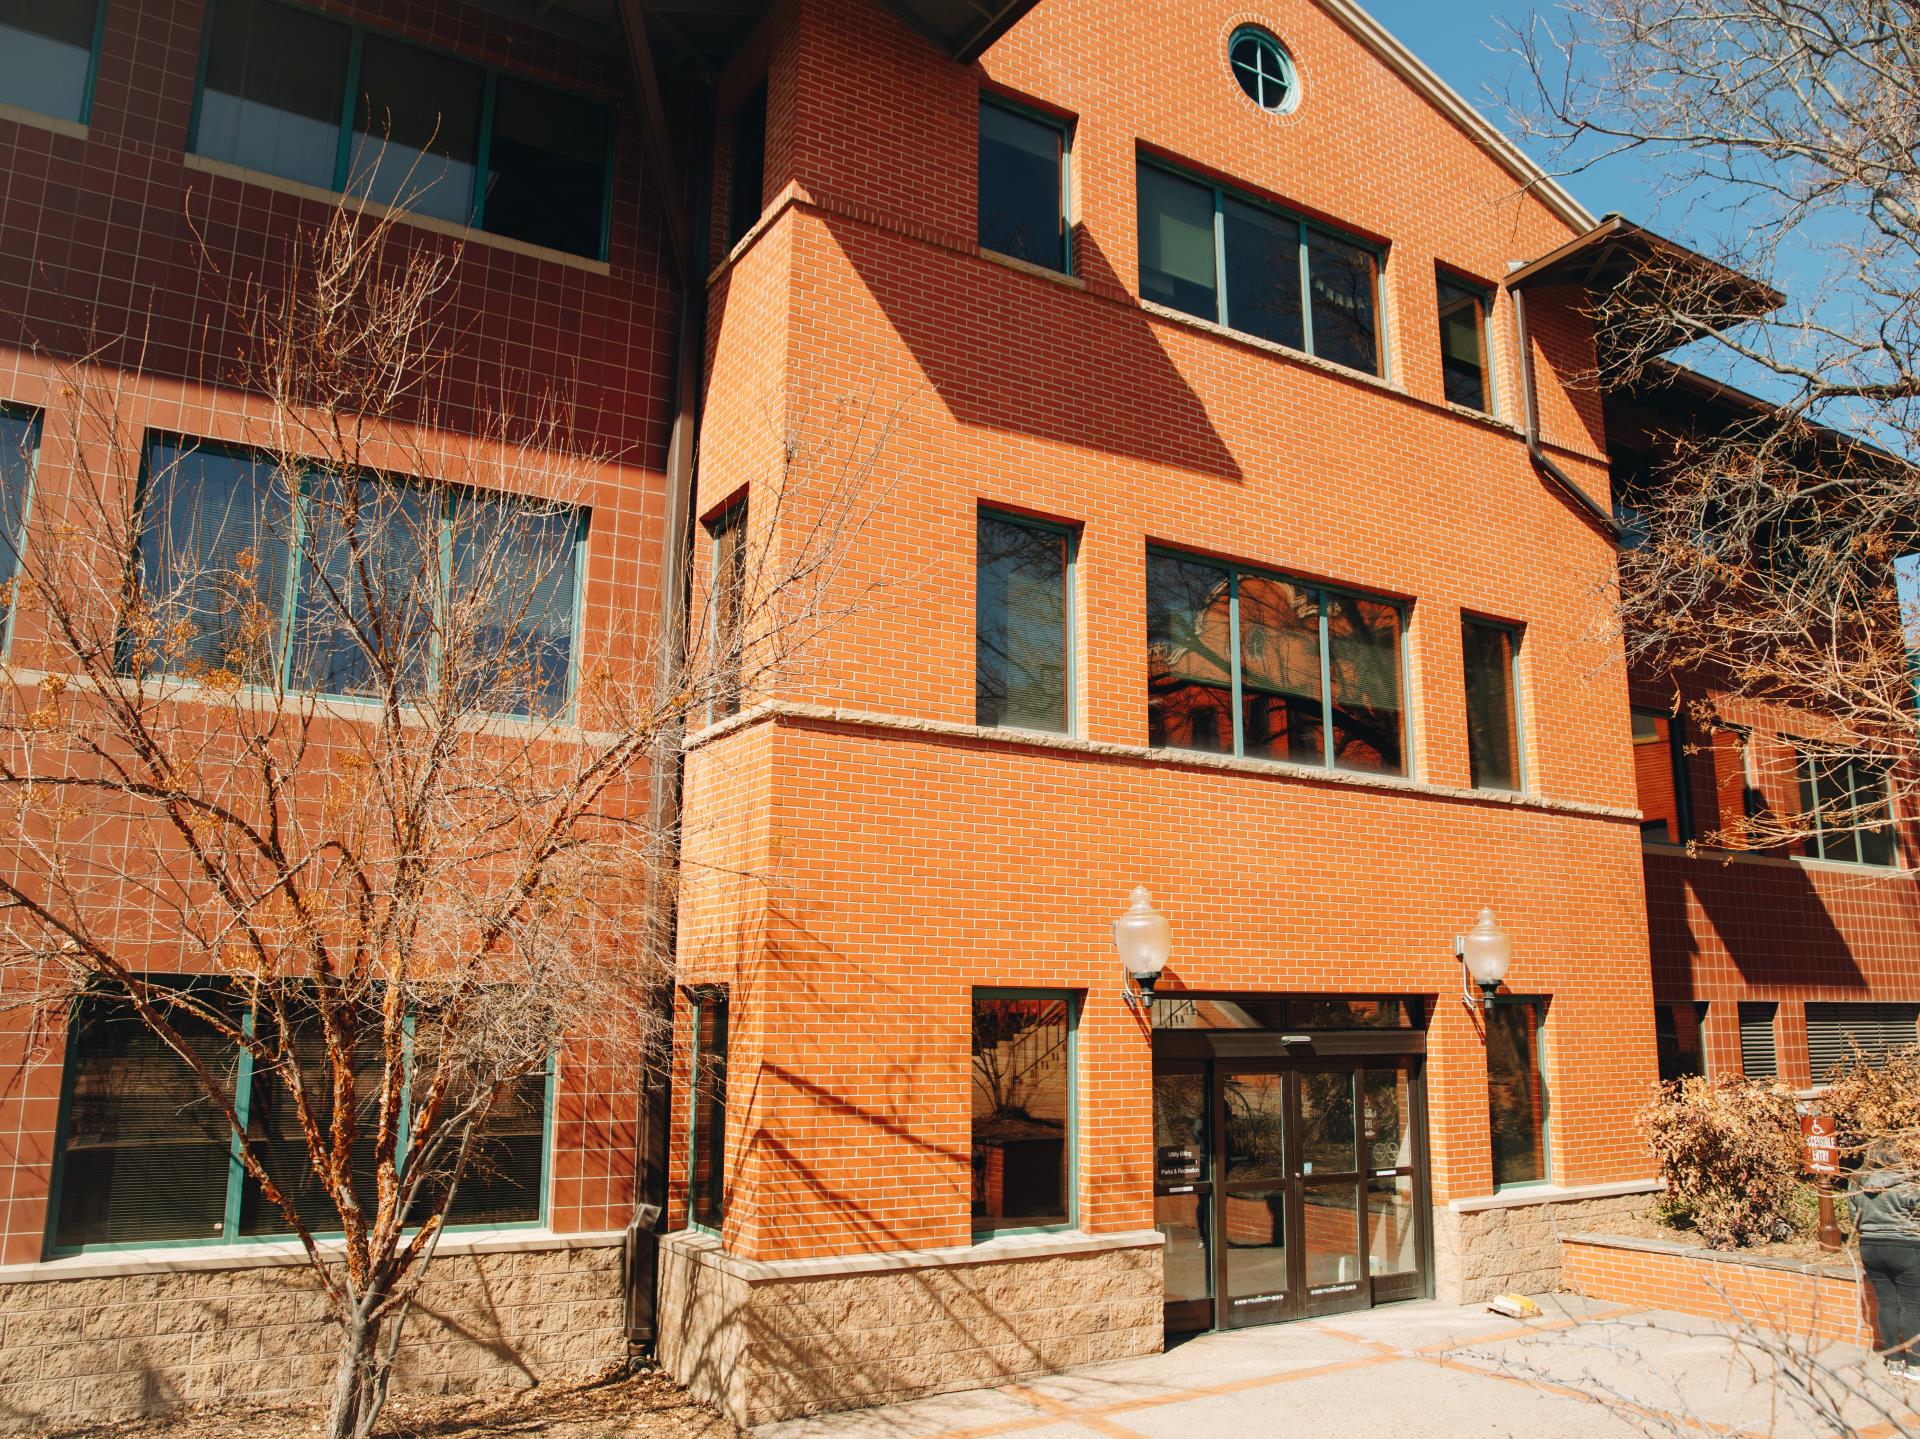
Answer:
top-left (449, 495), bottom-right (579, 719)
top-left (133, 439), bottom-right (296, 683)
top-left (972, 994), bottom-right (1072, 1232)
top-left (1306, 228), bottom-right (1379, 374)
top-left (689, 990), bottom-right (729, 1229)
top-left (1146, 552), bottom-right (1235, 754)
top-left (1486, 998), bottom-right (1548, 1188)
top-left (979, 98), bottom-right (1068, 272)
top-left (1229, 28), bottom-right (1295, 112)
top-left (727, 78), bottom-right (767, 247)
top-left (350, 34), bottom-right (483, 224)
top-left (1237, 573), bottom-right (1322, 764)
top-left (1655, 1001), bottom-right (1706, 1083)
top-left (194, 0), bottom-right (350, 190)
top-left (1438, 276), bottom-right (1489, 411)
top-left (1138, 163), bottom-right (1217, 320)
top-left (53, 990), bottom-right (239, 1248)
top-left (1222, 196), bottom-right (1303, 349)
top-left (1327, 591), bottom-right (1403, 774)
top-left (708, 500), bottom-right (747, 720)
top-left (1463, 619), bottom-right (1520, 791)
top-left (0, 406), bottom-right (40, 638)
top-left (0, 0), bottom-right (100, 122)
top-left (484, 77), bottom-right (608, 259)
top-left (1631, 708), bottom-right (1687, 843)
top-left (239, 1008), bottom-right (384, 1236)
top-left (976, 512), bottom-right (1070, 732)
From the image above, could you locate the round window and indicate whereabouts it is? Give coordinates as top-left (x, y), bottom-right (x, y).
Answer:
top-left (1229, 27), bottom-right (1298, 113)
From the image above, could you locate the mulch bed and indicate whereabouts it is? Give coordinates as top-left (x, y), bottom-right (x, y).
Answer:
top-left (1601, 1199), bottom-right (1858, 1266)
top-left (37, 1367), bottom-right (740, 1439)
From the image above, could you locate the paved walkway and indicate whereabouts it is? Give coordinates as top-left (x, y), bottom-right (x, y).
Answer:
top-left (756, 1295), bottom-right (1916, 1439)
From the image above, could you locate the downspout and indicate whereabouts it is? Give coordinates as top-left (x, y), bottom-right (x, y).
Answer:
top-left (624, 63), bottom-right (715, 1360)
top-left (1508, 283), bottom-right (1623, 544)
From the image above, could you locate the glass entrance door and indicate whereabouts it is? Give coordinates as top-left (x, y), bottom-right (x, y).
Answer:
top-left (1154, 1055), bottom-right (1427, 1332)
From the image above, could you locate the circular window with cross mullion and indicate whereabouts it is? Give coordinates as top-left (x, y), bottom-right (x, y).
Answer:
top-left (1230, 26), bottom-right (1299, 114)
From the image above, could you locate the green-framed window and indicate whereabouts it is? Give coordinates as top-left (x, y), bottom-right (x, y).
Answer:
top-left (975, 509), bottom-right (1073, 734)
top-left (706, 497), bottom-right (747, 723)
top-left (971, 990), bottom-right (1077, 1238)
top-left (1437, 271), bottom-right (1493, 413)
top-left (686, 987), bottom-right (729, 1232)
top-left (1462, 616), bottom-right (1522, 792)
top-left (128, 434), bottom-right (586, 720)
top-left (1146, 548), bottom-right (1409, 775)
top-left (1795, 744), bottom-right (1898, 866)
top-left (0, 402), bottom-right (41, 651)
top-left (1486, 996), bottom-right (1549, 1189)
top-left (1228, 26), bottom-right (1298, 114)
top-left (0, 0), bottom-right (107, 126)
top-left (1631, 707), bottom-right (1691, 844)
top-left (187, 0), bottom-right (616, 260)
top-left (48, 982), bottom-right (553, 1254)
top-left (978, 94), bottom-right (1072, 274)
top-left (1137, 156), bottom-right (1384, 375)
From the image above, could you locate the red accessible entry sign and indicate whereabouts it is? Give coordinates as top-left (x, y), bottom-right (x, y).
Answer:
top-left (1802, 1113), bottom-right (1841, 1176)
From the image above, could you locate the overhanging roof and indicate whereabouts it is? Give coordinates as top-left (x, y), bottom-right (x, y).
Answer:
top-left (473, 0), bottom-right (1041, 68)
top-left (1507, 214), bottom-right (1784, 355)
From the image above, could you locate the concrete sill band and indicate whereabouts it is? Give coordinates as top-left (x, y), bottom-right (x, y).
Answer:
top-left (1448, 1178), bottom-right (1663, 1215)
top-left (1564, 1230), bottom-right (1858, 1282)
top-left (0, 1227), bottom-right (624, 1285)
top-left (660, 1227), bottom-right (1165, 1284)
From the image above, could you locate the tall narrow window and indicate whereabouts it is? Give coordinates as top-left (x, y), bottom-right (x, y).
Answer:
top-left (688, 989), bottom-right (729, 1230)
top-left (1137, 163), bottom-right (1218, 321)
top-left (0, 0), bottom-right (102, 124)
top-left (972, 992), bottom-right (1074, 1235)
top-left (1147, 550), bottom-right (1406, 775)
top-left (0, 405), bottom-right (40, 644)
top-left (975, 511), bottom-right (1071, 733)
top-left (727, 78), bottom-right (768, 247)
top-left (1137, 159), bottom-right (1382, 374)
top-left (1797, 747), bottom-right (1897, 866)
top-left (350, 34), bottom-right (484, 225)
top-left (53, 989), bottom-right (241, 1249)
top-left (1655, 1001), bottom-right (1707, 1083)
top-left (194, 0), bottom-right (353, 190)
top-left (450, 495), bottom-right (580, 720)
top-left (1738, 1002), bottom-right (1778, 1079)
top-left (133, 439), bottom-right (296, 683)
top-left (1631, 708), bottom-right (1689, 843)
top-left (1462, 619), bottom-right (1521, 791)
top-left (707, 499), bottom-right (748, 721)
top-left (1486, 998), bottom-right (1548, 1188)
top-left (1437, 275), bottom-right (1491, 412)
top-left (978, 97), bottom-right (1069, 273)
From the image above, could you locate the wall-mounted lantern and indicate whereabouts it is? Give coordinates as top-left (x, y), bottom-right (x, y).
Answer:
top-left (1456, 907), bottom-right (1512, 1011)
top-left (1115, 886), bottom-right (1172, 1010)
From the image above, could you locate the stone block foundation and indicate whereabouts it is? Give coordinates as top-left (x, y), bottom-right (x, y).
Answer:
top-left (658, 1229), bottom-right (1165, 1427)
top-left (1562, 1233), bottom-right (1869, 1345)
top-left (0, 1232), bottom-right (626, 1431)
top-left (1432, 1181), bottom-right (1663, 1303)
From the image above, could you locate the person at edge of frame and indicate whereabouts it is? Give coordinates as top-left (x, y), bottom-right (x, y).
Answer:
top-left (1856, 1137), bottom-right (1920, 1379)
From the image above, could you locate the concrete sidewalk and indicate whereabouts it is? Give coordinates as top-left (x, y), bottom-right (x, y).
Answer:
top-left (754, 1294), bottom-right (1915, 1439)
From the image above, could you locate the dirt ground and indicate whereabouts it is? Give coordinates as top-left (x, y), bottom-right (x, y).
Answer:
top-left (1602, 1197), bottom-right (1860, 1266)
top-left (35, 1367), bottom-right (739, 1439)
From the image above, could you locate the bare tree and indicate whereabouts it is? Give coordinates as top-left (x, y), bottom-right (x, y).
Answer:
top-left (1508, 0), bottom-right (1920, 852)
top-left (0, 189), bottom-right (882, 1439)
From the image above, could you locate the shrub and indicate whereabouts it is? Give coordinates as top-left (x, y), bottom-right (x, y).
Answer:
top-left (1821, 1042), bottom-right (1920, 1167)
top-left (1640, 1074), bottom-right (1802, 1249)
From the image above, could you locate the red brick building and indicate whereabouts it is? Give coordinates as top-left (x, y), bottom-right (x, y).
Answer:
top-left (0, 0), bottom-right (1913, 1431)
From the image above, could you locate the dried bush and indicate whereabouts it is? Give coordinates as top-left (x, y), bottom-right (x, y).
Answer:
top-left (1641, 1075), bottom-right (1803, 1248)
top-left (1823, 1043), bottom-right (1920, 1168)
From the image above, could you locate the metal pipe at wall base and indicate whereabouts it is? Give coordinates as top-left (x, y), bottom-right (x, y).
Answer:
top-left (1507, 284), bottom-right (1623, 545)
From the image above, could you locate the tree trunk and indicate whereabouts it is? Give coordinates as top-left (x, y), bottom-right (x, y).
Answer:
top-left (324, 1304), bottom-right (392, 1439)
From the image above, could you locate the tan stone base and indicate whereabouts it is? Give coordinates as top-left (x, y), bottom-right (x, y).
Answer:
top-left (0, 1234), bottom-right (625, 1431)
top-left (658, 1229), bottom-right (1165, 1427)
top-left (1432, 1181), bottom-right (1663, 1303)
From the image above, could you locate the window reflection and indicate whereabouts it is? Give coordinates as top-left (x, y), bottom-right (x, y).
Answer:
top-left (971, 995), bottom-right (1072, 1231)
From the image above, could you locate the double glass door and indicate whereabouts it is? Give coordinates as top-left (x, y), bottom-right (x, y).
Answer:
top-left (1154, 1058), bottom-right (1426, 1333)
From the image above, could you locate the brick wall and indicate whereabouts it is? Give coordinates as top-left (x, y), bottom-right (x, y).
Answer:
top-left (1561, 1234), bottom-right (1870, 1346)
